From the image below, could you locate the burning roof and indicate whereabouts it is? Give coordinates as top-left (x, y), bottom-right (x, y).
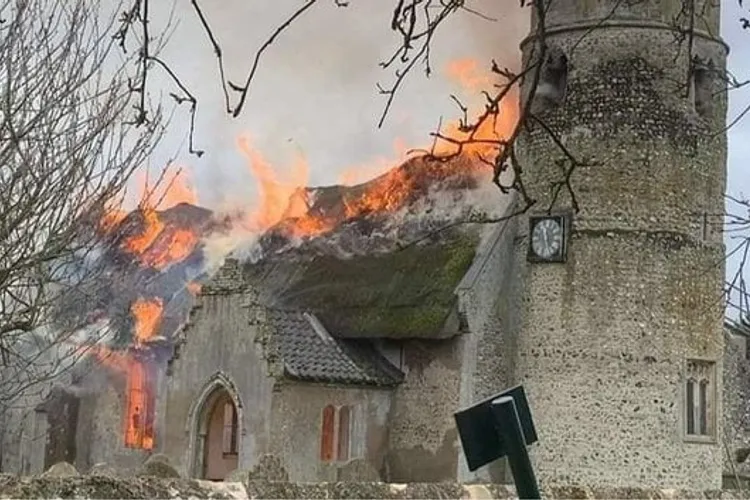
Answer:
top-left (256, 153), bottom-right (499, 258)
top-left (242, 152), bottom-right (504, 339)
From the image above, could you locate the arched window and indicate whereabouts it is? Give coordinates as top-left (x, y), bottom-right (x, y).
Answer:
top-left (692, 56), bottom-right (714, 118)
top-left (320, 405), bottom-right (336, 462)
top-left (337, 406), bottom-right (351, 461)
top-left (684, 359), bottom-right (716, 440)
top-left (532, 45), bottom-right (568, 113)
top-left (125, 360), bottom-right (156, 450)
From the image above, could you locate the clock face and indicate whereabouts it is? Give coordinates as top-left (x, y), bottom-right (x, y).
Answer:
top-left (531, 218), bottom-right (563, 259)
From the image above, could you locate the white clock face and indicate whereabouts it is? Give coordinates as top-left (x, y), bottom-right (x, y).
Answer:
top-left (531, 218), bottom-right (563, 259)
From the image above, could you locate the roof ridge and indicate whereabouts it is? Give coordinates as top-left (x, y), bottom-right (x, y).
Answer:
top-left (303, 312), bottom-right (335, 343)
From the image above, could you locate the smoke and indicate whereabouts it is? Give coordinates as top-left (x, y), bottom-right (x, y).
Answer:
top-left (140, 1), bottom-right (528, 204)
top-left (130, 1), bottom-right (528, 266)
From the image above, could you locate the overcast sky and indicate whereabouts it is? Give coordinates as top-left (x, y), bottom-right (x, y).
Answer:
top-left (137, 1), bottom-right (525, 209)
top-left (721, 1), bottom-right (749, 319)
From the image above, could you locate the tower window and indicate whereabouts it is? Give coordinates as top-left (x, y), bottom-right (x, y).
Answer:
top-left (684, 359), bottom-right (716, 441)
top-left (532, 46), bottom-right (568, 113)
top-left (691, 57), bottom-right (714, 118)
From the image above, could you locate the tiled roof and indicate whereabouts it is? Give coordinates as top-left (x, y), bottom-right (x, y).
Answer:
top-left (266, 309), bottom-right (404, 387)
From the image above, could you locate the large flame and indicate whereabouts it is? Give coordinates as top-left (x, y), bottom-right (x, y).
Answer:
top-left (240, 57), bottom-right (518, 241)
top-left (130, 297), bottom-right (164, 345)
top-left (106, 166), bottom-right (203, 271)
top-left (238, 136), bottom-right (337, 237)
top-left (122, 208), bottom-right (165, 255)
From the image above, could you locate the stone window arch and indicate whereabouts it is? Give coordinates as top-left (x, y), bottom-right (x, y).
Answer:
top-left (684, 359), bottom-right (716, 441)
top-left (531, 45), bottom-right (569, 113)
top-left (186, 372), bottom-right (243, 479)
top-left (691, 56), bottom-right (715, 118)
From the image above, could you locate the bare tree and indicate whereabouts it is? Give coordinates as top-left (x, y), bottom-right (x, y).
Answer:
top-left (0, 0), bottom-right (164, 408)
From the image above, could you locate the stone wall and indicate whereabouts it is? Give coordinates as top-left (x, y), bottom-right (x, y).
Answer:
top-left (723, 326), bottom-right (750, 483)
top-left (384, 337), bottom-right (463, 483)
top-left (163, 262), bottom-right (277, 478)
top-left (270, 382), bottom-right (391, 482)
top-left (1, 475), bottom-right (747, 499)
top-left (74, 370), bottom-right (149, 475)
top-left (455, 217), bottom-right (521, 484)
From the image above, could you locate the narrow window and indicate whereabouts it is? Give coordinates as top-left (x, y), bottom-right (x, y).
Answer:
top-left (320, 405), bottom-right (336, 462)
top-left (692, 56), bottom-right (714, 118)
top-left (222, 401), bottom-right (238, 455)
top-left (686, 379), bottom-right (695, 435)
top-left (125, 360), bottom-right (156, 450)
top-left (684, 359), bottom-right (716, 440)
top-left (699, 380), bottom-right (708, 435)
top-left (532, 46), bottom-right (569, 113)
top-left (337, 406), bottom-right (351, 461)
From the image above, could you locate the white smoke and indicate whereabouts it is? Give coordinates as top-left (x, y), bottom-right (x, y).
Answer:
top-left (137, 1), bottom-right (527, 197)
top-left (110, 1), bottom-right (528, 272)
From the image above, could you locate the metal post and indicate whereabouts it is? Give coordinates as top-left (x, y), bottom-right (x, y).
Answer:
top-left (491, 396), bottom-right (541, 500)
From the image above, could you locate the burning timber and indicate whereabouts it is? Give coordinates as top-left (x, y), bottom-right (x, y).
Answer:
top-left (257, 153), bottom-right (503, 259)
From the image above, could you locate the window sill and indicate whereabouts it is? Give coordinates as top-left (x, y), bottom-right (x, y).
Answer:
top-left (222, 452), bottom-right (238, 458)
top-left (684, 434), bottom-right (717, 444)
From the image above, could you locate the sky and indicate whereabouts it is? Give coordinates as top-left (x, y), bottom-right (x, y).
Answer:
top-left (130, 1), bottom-right (750, 316)
top-left (137, 0), bottom-right (526, 209)
top-left (721, 1), bottom-right (750, 319)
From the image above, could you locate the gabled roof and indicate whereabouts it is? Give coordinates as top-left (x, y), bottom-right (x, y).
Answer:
top-left (244, 230), bottom-right (480, 339)
top-left (266, 308), bottom-right (404, 387)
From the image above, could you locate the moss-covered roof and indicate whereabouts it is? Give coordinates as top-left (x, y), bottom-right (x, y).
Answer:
top-left (243, 231), bottom-right (479, 339)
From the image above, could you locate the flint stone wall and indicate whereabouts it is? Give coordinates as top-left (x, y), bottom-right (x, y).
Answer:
top-left (2, 475), bottom-right (750, 499)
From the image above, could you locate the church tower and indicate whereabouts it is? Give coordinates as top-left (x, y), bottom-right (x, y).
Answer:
top-left (513, 0), bottom-right (727, 489)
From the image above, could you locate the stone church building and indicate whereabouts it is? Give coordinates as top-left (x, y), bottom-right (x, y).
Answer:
top-left (3, 0), bottom-right (750, 492)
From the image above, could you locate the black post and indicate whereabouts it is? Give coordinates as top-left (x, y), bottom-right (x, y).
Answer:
top-left (491, 396), bottom-right (541, 500)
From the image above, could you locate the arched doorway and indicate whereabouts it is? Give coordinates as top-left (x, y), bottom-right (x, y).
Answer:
top-left (195, 388), bottom-right (240, 480)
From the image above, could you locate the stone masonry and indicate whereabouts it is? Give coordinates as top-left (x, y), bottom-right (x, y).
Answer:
top-left (511, 0), bottom-right (727, 489)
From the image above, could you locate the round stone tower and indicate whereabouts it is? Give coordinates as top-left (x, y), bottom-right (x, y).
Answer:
top-left (513, 0), bottom-right (727, 489)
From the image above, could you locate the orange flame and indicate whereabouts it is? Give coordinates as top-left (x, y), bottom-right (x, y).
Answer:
top-left (240, 57), bottom-right (518, 240)
top-left (159, 169), bottom-right (198, 209)
top-left (239, 136), bottom-right (309, 231)
top-left (186, 281), bottom-right (202, 295)
top-left (122, 207), bottom-right (164, 255)
top-left (130, 297), bottom-right (164, 345)
top-left (445, 58), bottom-right (495, 92)
top-left (79, 331), bottom-right (156, 450)
top-left (112, 168), bottom-right (202, 270)
top-left (123, 358), bottom-right (155, 450)
top-left (239, 136), bottom-right (337, 238)
top-left (145, 229), bottom-right (200, 271)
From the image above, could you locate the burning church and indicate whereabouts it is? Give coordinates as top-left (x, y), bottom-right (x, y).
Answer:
top-left (0, 143), bottom-right (519, 482)
top-left (4, 0), bottom-right (750, 493)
